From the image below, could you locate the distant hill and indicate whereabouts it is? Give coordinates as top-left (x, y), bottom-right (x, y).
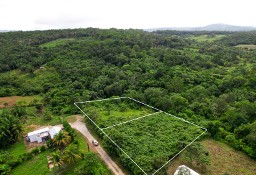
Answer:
top-left (146, 23), bottom-right (256, 32)
top-left (0, 30), bottom-right (9, 32)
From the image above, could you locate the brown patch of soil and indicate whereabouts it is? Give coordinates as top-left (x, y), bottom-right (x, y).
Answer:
top-left (0, 96), bottom-right (20, 108)
top-left (25, 140), bottom-right (46, 151)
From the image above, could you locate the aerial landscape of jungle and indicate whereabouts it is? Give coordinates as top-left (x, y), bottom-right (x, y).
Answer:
top-left (0, 28), bottom-right (256, 175)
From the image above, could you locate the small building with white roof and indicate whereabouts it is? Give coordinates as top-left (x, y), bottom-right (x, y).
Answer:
top-left (27, 127), bottom-right (50, 143)
top-left (27, 126), bottom-right (62, 143)
top-left (49, 126), bottom-right (62, 139)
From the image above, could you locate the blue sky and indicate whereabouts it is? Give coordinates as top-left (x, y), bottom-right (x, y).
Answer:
top-left (1, 0), bottom-right (256, 30)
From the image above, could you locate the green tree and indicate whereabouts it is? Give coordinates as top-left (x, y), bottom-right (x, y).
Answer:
top-left (49, 150), bottom-right (63, 168)
top-left (74, 152), bottom-right (112, 175)
top-left (52, 131), bottom-right (71, 150)
top-left (0, 110), bottom-right (23, 148)
top-left (183, 142), bottom-right (210, 167)
top-left (63, 144), bottom-right (82, 164)
top-left (63, 121), bottom-right (75, 141)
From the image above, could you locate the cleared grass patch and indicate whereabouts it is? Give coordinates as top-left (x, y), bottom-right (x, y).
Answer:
top-left (0, 95), bottom-right (42, 108)
top-left (190, 35), bottom-right (226, 42)
top-left (24, 116), bottom-right (62, 130)
top-left (40, 38), bottom-right (75, 48)
top-left (79, 98), bottom-right (156, 129)
top-left (235, 44), bottom-right (256, 49)
top-left (64, 115), bottom-right (79, 123)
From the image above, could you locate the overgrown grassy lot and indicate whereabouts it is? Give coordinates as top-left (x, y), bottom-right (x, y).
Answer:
top-left (167, 139), bottom-right (256, 175)
top-left (104, 112), bottom-right (204, 174)
top-left (79, 98), bottom-right (156, 128)
top-left (79, 98), bottom-right (205, 174)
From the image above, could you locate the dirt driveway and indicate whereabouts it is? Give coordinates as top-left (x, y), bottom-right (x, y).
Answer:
top-left (70, 117), bottom-right (126, 175)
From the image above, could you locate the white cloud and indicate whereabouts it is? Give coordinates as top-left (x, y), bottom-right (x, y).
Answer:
top-left (0, 0), bottom-right (256, 30)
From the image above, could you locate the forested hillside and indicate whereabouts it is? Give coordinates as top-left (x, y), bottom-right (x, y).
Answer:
top-left (0, 28), bottom-right (256, 173)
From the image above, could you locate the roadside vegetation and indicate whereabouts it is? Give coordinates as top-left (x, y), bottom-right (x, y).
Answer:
top-left (1, 28), bottom-right (256, 174)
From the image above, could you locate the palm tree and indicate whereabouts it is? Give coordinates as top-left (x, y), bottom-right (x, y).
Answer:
top-left (52, 131), bottom-right (71, 150)
top-left (49, 150), bottom-right (63, 168)
top-left (0, 113), bottom-right (22, 149)
top-left (63, 144), bottom-right (82, 164)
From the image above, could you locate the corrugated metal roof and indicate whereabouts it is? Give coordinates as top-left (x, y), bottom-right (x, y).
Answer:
top-left (28, 127), bottom-right (49, 136)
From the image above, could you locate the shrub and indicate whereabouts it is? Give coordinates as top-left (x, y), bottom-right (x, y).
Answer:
top-left (40, 145), bottom-right (47, 152)
top-left (8, 159), bottom-right (22, 168)
top-left (63, 121), bottom-right (75, 141)
top-left (0, 164), bottom-right (11, 175)
top-left (31, 147), bottom-right (40, 155)
top-left (47, 139), bottom-right (54, 148)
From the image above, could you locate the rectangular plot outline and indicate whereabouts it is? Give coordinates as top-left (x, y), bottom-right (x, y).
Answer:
top-left (75, 97), bottom-right (158, 129)
top-left (74, 97), bottom-right (207, 175)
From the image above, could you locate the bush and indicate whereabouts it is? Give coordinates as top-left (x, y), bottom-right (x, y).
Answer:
top-left (63, 121), bottom-right (75, 141)
top-left (8, 159), bottom-right (22, 168)
top-left (0, 164), bottom-right (11, 175)
top-left (47, 139), bottom-right (53, 148)
top-left (40, 145), bottom-right (47, 152)
top-left (31, 147), bottom-right (40, 155)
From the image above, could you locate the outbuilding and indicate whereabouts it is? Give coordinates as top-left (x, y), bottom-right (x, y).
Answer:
top-left (27, 127), bottom-right (49, 143)
top-left (27, 126), bottom-right (62, 143)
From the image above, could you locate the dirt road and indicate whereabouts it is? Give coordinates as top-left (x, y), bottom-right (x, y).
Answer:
top-left (70, 117), bottom-right (126, 175)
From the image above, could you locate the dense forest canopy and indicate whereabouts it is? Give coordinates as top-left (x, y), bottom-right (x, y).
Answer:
top-left (0, 28), bottom-right (256, 165)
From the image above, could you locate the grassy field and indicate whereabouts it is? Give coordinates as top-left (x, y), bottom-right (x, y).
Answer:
top-left (64, 115), bottom-right (79, 123)
top-left (189, 35), bottom-right (226, 42)
top-left (39, 38), bottom-right (75, 48)
top-left (74, 130), bottom-right (89, 153)
top-left (0, 95), bottom-right (42, 108)
top-left (167, 139), bottom-right (256, 175)
top-left (24, 115), bottom-right (62, 130)
top-left (235, 44), bottom-right (256, 49)
top-left (11, 151), bottom-right (50, 175)
top-left (7, 140), bottom-right (27, 160)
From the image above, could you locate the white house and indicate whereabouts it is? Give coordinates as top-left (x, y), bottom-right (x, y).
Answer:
top-left (27, 126), bottom-right (62, 143)
top-left (27, 127), bottom-right (50, 143)
top-left (174, 165), bottom-right (200, 175)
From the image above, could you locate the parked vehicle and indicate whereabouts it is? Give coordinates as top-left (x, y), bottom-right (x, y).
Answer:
top-left (92, 140), bottom-right (99, 146)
